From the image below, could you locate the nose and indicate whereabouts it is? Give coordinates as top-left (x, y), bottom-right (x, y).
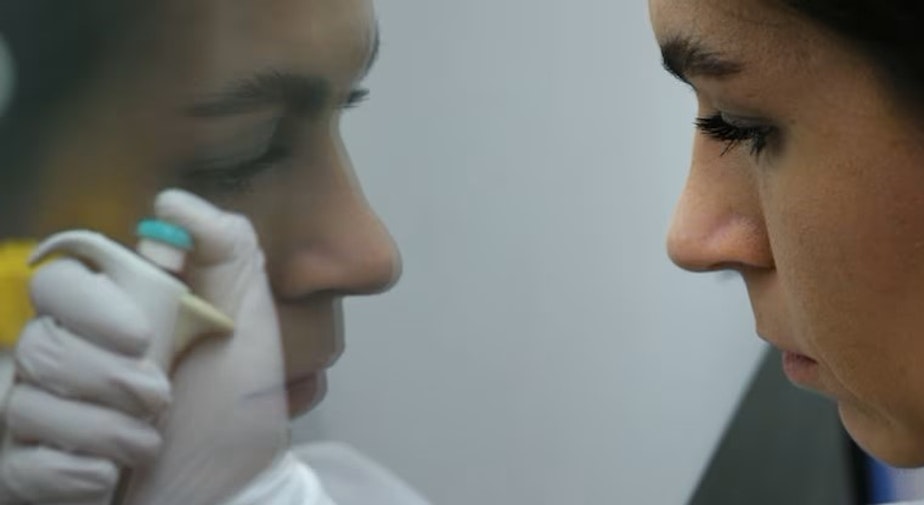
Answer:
top-left (273, 162), bottom-right (402, 301)
top-left (307, 197), bottom-right (402, 296)
top-left (666, 151), bottom-right (772, 273)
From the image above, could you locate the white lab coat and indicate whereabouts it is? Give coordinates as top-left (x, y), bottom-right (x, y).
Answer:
top-left (294, 442), bottom-right (431, 505)
top-left (218, 442), bottom-right (431, 505)
top-left (0, 354), bottom-right (430, 505)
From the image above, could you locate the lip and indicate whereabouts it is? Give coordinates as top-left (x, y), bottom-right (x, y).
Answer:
top-left (756, 331), bottom-right (822, 387)
top-left (781, 351), bottom-right (820, 387)
top-left (285, 373), bottom-right (319, 389)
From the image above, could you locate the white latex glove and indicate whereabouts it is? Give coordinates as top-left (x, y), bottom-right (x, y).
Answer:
top-left (0, 256), bottom-right (171, 504)
top-left (120, 189), bottom-right (289, 505)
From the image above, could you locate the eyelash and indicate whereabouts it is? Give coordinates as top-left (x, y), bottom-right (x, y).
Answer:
top-left (342, 88), bottom-right (370, 109)
top-left (183, 142), bottom-right (292, 193)
top-left (695, 114), bottom-right (775, 157)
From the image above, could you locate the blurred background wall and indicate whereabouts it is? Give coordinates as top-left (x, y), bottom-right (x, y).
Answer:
top-left (293, 1), bottom-right (768, 503)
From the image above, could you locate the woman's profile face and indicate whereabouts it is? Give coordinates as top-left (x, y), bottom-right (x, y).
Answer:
top-left (26, 0), bottom-right (400, 417)
top-left (652, 0), bottom-right (924, 466)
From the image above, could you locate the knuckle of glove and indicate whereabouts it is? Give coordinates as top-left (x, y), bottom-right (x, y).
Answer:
top-left (13, 319), bottom-right (60, 387)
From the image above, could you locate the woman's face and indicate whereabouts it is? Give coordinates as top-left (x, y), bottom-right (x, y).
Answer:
top-left (652, 0), bottom-right (924, 466)
top-left (25, 0), bottom-right (400, 417)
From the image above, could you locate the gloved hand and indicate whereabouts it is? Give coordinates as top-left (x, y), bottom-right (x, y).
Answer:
top-left (120, 189), bottom-right (289, 505)
top-left (0, 188), bottom-right (290, 505)
top-left (0, 255), bottom-right (171, 504)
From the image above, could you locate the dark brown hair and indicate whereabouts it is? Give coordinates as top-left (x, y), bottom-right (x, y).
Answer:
top-left (781, 1), bottom-right (924, 114)
top-left (0, 1), bottom-right (138, 189)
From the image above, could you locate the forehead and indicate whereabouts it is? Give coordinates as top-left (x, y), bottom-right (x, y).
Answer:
top-left (649, 0), bottom-right (848, 87)
top-left (157, 0), bottom-right (376, 93)
top-left (649, 0), bottom-right (807, 52)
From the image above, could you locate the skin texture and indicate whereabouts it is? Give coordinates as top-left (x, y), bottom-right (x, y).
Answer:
top-left (7, 0), bottom-right (400, 417)
top-left (651, 0), bottom-right (924, 466)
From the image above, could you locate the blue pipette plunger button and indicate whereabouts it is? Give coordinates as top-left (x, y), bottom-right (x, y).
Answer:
top-left (136, 219), bottom-right (193, 251)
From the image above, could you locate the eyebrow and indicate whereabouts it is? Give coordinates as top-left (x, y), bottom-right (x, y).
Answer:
top-left (660, 37), bottom-right (745, 83)
top-left (187, 71), bottom-right (331, 117)
top-left (188, 26), bottom-right (382, 118)
top-left (362, 28), bottom-right (381, 79)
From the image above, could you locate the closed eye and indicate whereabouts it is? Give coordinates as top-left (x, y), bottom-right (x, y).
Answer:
top-left (180, 118), bottom-right (295, 193)
top-left (181, 142), bottom-right (293, 193)
top-left (342, 88), bottom-right (370, 109)
top-left (695, 114), bottom-right (775, 157)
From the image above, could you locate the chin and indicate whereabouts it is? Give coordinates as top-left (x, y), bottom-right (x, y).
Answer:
top-left (287, 371), bottom-right (329, 419)
top-left (839, 401), bottom-right (924, 468)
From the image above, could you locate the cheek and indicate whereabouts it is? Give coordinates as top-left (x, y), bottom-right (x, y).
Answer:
top-left (218, 146), bottom-right (335, 264)
top-left (764, 147), bottom-right (924, 421)
top-left (32, 144), bottom-right (166, 241)
top-left (29, 89), bottom-right (192, 241)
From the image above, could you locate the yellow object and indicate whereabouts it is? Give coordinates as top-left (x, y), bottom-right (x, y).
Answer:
top-left (0, 240), bottom-right (37, 349)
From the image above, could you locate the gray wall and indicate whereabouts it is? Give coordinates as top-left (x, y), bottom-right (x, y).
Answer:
top-left (294, 1), bottom-right (767, 504)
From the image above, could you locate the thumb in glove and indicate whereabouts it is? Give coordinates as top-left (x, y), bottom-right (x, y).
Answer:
top-left (121, 189), bottom-right (289, 505)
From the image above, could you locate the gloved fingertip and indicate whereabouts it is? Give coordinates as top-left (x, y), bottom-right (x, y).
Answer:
top-left (154, 189), bottom-right (220, 222)
top-left (57, 453), bottom-right (120, 493)
top-left (135, 360), bottom-right (172, 414)
top-left (83, 457), bottom-right (120, 490)
top-left (153, 189), bottom-right (244, 265)
top-left (129, 427), bottom-right (164, 465)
